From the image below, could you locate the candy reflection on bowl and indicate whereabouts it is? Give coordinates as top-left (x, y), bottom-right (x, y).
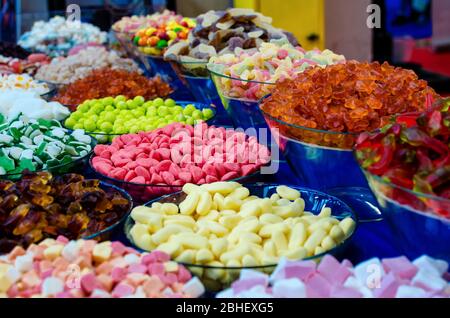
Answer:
top-left (209, 71), bottom-right (275, 130)
top-left (260, 107), bottom-right (366, 190)
top-left (125, 182), bottom-right (357, 291)
top-left (364, 172), bottom-right (450, 261)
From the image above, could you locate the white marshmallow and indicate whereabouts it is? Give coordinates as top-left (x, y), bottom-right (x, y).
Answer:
top-left (91, 289), bottom-right (112, 298)
top-left (413, 255), bottom-right (448, 276)
top-left (412, 268), bottom-right (447, 292)
top-left (354, 257), bottom-right (385, 289)
top-left (61, 241), bottom-right (80, 262)
top-left (182, 277), bottom-right (205, 298)
top-left (14, 254), bottom-right (33, 272)
top-left (41, 277), bottom-right (64, 297)
top-left (123, 253), bottom-right (140, 265)
top-left (395, 285), bottom-right (427, 298)
top-left (272, 278), bottom-right (306, 298)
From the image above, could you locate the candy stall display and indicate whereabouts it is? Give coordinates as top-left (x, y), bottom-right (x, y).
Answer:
top-left (90, 122), bottom-right (271, 203)
top-left (133, 18), bottom-right (195, 57)
top-left (0, 172), bottom-right (132, 253)
top-left (53, 68), bottom-right (173, 109)
top-left (164, 8), bottom-right (298, 68)
top-left (208, 43), bottom-right (345, 129)
top-left (355, 99), bottom-right (450, 261)
top-left (0, 90), bottom-right (69, 121)
top-left (260, 61), bottom-right (437, 191)
top-left (165, 8), bottom-right (298, 113)
top-left (1, 5), bottom-right (448, 300)
top-left (217, 255), bottom-right (449, 298)
top-left (35, 47), bottom-right (141, 85)
top-left (0, 53), bottom-right (51, 76)
top-left (130, 15), bottom-right (196, 101)
top-left (125, 182), bottom-right (356, 290)
top-left (0, 238), bottom-right (205, 298)
top-left (0, 74), bottom-right (52, 96)
top-left (112, 10), bottom-right (186, 58)
top-left (0, 117), bottom-right (94, 179)
top-left (18, 16), bottom-right (107, 56)
top-left (63, 97), bottom-right (215, 143)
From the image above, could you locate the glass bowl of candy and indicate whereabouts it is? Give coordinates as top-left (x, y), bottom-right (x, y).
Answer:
top-left (63, 97), bottom-right (216, 143)
top-left (170, 60), bottom-right (225, 118)
top-left (89, 122), bottom-right (272, 204)
top-left (124, 182), bottom-right (357, 291)
top-left (209, 69), bottom-right (275, 130)
top-left (259, 61), bottom-right (437, 191)
top-left (52, 68), bottom-right (173, 110)
top-left (0, 172), bottom-right (133, 254)
top-left (0, 117), bottom-right (96, 180)
top-left (355, 100), bottom-right (450, 261)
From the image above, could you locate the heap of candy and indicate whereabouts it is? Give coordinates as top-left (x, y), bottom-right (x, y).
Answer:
top-left (64, 97), bottom-right (214, 141)
top-left (129, 183), bottom-right (355, 289)
top-left (18, 16), bottom-right (107, 56)
top-left (0, 173), bottom-right (131, 252)
top-left (91, 123), bottom-right (270, 187)
top-left (356, 99), bottom-right (450, 218)
top-left (0, 42), bottom-right (30, 59)
top-left (0, 117), bottom-right (91, 177)
top-left (0, 90), bottom-right (69, 121)
top-left (217, 255), bottom-right (450, 298)
top-left (0, 74), bottom-right (50, 95)
top-left (35, 47), bottom-right (141, 84)
top-left (112, 10), bottom-right (184, 34)
top-left (133, 17), bottom-right (196, 56)
top-left (260, 61), bottom-right (437, 148)
top-left (262, 61), bottom-right (436, 134)
top-left (53, 68), bottom-right (172, 107)
top-left (208, 43), bottom-right (345, 101)
top-left (0, 238), bottom-right (205, 298)
top-left (0, 53), bottom-right (50, 75)
top-left (164, 8), bottom-right (298, 65)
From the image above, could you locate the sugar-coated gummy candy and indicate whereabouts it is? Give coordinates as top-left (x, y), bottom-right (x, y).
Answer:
top-left (208, 42), bottom-right (345, 101)
top-left (91, 122), bottom-right (270, 202)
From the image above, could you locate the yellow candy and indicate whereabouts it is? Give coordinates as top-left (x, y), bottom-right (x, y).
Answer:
top-left (276, 186), bottom-right (301, 200)
top-left (340, 217), bottom-right (356, 238)
top-left (43, 244), bottom-right (64, 260)
top-left (196, 249), bottom-right (214, 263)
top-left (161, 203), bottom-right (179, 215)
top-left (175, 249), bottom-right (196, 263)
top-left (92, 242), bottom-right (112, 263)
top-left (196, 191), bottom-right (213, 216)
top-left (179, 191), bottom-right (200, 215)
top-left (304, 229), bottom-right (327, 255)
top-left (152, 224), bottom-right (190, 245)
top-left (210, 238), bottom-right (228, 257)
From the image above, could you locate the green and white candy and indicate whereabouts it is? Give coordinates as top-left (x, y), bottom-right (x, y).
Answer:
top-left (0, 114), bottom-right (93, 176)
